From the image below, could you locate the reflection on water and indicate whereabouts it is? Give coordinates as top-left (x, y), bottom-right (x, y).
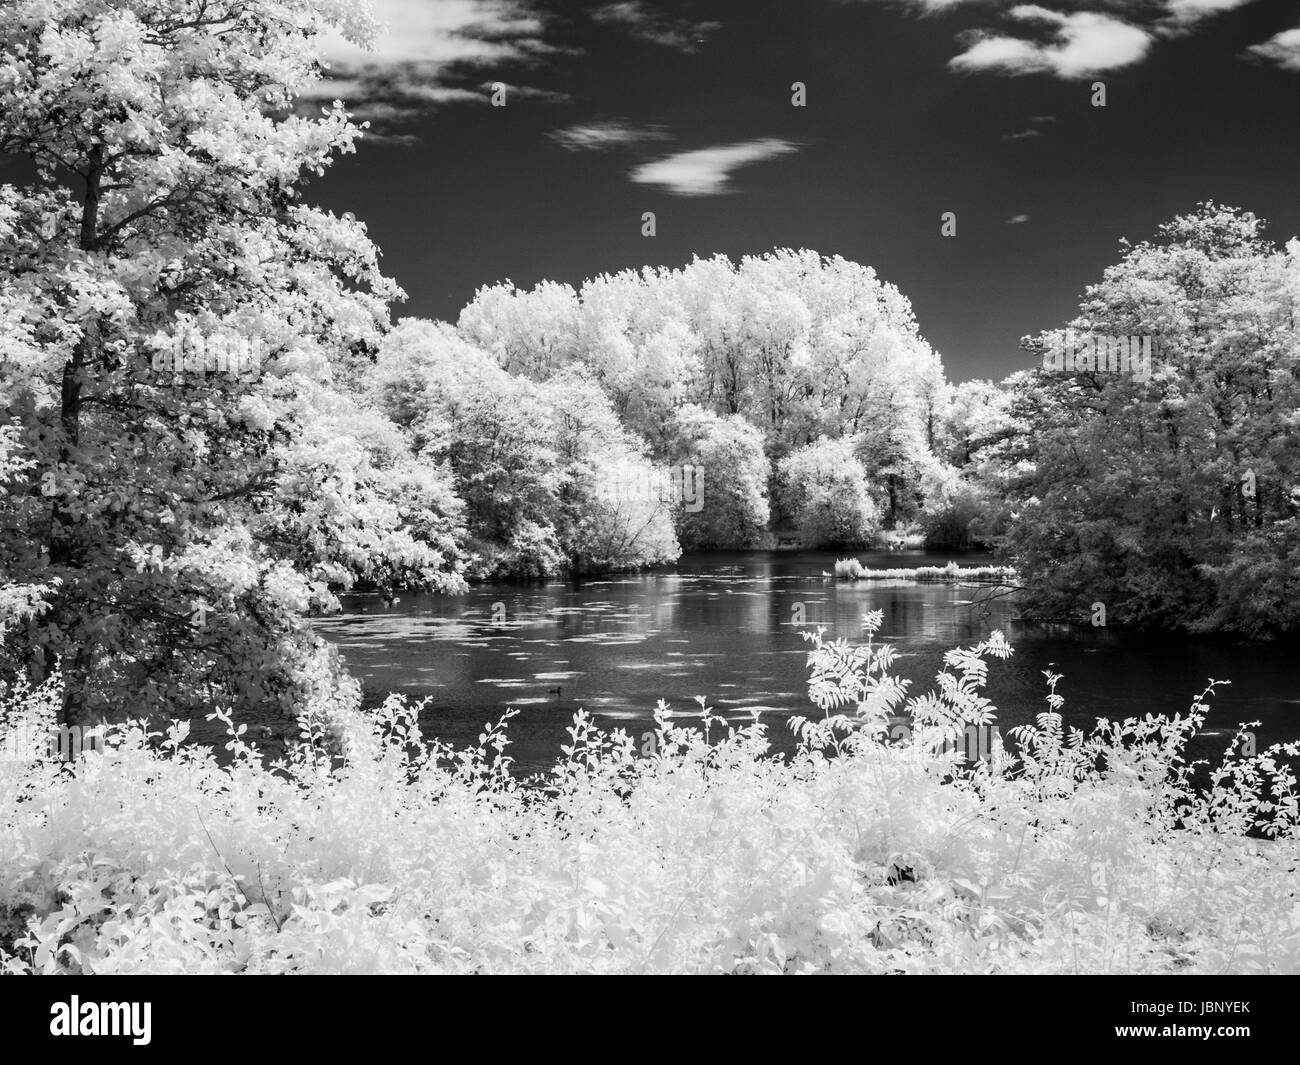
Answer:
top-left (313, 550), bottom-right (1300, 776)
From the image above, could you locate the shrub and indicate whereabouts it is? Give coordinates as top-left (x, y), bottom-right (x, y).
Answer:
top-left (834, 559), bottom-right (1015, 583)
top-left (918, 479), bottom-right (994, 550)
top-left (668, 406), bottom-right (771, 549)
top-left (0, 620), bottom-right (1296, 974)
top-left (777, 438), bottom-right (880, 549)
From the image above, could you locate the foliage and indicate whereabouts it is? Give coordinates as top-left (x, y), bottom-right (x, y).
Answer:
top-left (991, 204), bottom-right (1300, 635)
top-left (1, 618), bottom-right (1295, 975)
top-left (936, 378), bottom-right (1016, 470)
top-left (917, 469), bottom-right (995, 550)
top-left (0, 0), bottom-right (467, 730)
top-left (458, 250), bottom-right (950, 517)
top-left (777, 437), bottom-right (880, 548)
top-left (667, 405), bottom-right (770, 549)
top-left (366, 320), bottom-right (565, 578)
top-left (548, 370), bottom-right (681, 574)
top-left (833, 559), bottom-right (1015, 582)
top-left (367, 323), bottom-right (679, 577)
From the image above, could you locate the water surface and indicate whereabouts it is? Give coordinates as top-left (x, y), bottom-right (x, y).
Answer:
top-left (314, 551), bottom-right (1300, 775)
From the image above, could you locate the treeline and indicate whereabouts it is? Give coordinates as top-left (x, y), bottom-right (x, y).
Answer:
top-left (390, 204), bottom-right (1300, 639)
top-left (373, 248), bottom-right (997, 579)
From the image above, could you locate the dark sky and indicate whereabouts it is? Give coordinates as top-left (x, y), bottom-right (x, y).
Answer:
top-left (12, 0), bottom-right (1300, 382)
top-left (308, 0), bottom-right (1300, 382)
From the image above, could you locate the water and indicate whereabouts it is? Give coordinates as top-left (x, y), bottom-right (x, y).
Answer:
top-left (313, 550), bottom-right (1300, 776)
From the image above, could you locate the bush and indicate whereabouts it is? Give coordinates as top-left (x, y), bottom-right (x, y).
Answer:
top-left (777, 438), bottom-right (880, 549)
top-left (0, 621), bottom-right (1296, 974)
top-left (918, 479), bottom-right (995, 550)
top-left (668, 406), bottom-right (771, 549)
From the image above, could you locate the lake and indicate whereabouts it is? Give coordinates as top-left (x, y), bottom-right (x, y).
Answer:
top-left (314, 550), bottom-right (1300, 776)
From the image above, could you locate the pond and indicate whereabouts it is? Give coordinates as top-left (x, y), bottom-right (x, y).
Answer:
top-left (313, 550), bottom-right (1300, 776)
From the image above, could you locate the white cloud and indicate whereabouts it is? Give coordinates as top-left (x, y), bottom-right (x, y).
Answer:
top-left (1161, 0), bottom-right (1258, 28)
top-left (549, 120), bottom-right (670, 151)
top-left (305, 0), bottom-right (565, 123)
top-left (1247, 26), bottom-right (1300, 72)
top-left (860, 1), bottom-right (1262, 70)
top-left (629, 139), bottom-right (799, 196)
top-left (950, 6), bottom-right (1152, 78)
top-left (1002, 127), bottom-right (1042, 139)
top-left (316, 0), bottom-right (548, 72)
top-left (859, 0), bottom-right (994, 10)
top-left (480, 82), bottom-right (572, 103)
top-left (592, 2), bottom-right (721, 50)
top-left (864, 0), bottom-right (1257, 19)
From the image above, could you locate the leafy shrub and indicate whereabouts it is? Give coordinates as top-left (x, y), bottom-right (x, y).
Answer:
top-left (777, 438), bottom-right (880, 549)
top-left (918, 478), bottom-right (995, 551)
top-left (0, 620), bottom-right (1296, 974)
top-left (834, 559), bottom-right (1015, 583)
top-left (369, 328), bottom-right (678, 578)
top-left (668, 406), bottom-right (770, 549)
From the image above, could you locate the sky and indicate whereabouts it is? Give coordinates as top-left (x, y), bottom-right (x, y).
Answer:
top-left (306, 0), bottom-right (1300, 382)
top-left (39, 1), bottom-right (1300, 382)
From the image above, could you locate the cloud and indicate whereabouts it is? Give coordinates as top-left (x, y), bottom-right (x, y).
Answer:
top-left (950, 6), bottom-right (1152, 78)
top-left (1002, 128), bottom-right (1042, 139)
top-left (1247, 26), bottom-right (1300, 72)
top-left (314, 0), bottom-right (550, 72)
top-left (861, 0), bottom-right (1257, 19)
top-left (549, 120), bottom-right (670, 151)
top-left (304, 0), bottom-right (567, 129)
top-left (856, 0), bottom-right (995, 11)
top-left (481, 81), bottom-right (572, 103)
top-left (629, 139), bottom-right (799, 196)
top-left (591, 2), bottom-right (721, 50)
top-left (1160, 0), bottom-right (1259, 29)
top-left (1006, 214), bottom-right (1031, 224)
top-left (861, 1), bottom-right (1259, 74)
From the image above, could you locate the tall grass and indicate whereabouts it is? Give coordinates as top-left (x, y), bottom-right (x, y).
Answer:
top-left (834, 558), bottom-right (1016, 583)
top-left (0, 615), bottom-right (1295, 973)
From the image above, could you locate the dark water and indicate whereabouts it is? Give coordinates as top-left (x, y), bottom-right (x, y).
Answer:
top-left (313, 551), bottom-right (1300, 776)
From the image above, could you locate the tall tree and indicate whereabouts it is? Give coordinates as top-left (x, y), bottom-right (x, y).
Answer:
top-left (0, 0), bottom-right (464, 728)
top-left (997, 204), bottom-right (1300, 634)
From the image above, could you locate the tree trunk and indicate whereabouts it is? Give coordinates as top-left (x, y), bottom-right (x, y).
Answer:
top-left (51, 144), bottom-right (103, 727)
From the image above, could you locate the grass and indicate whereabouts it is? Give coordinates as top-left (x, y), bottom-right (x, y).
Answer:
top-left (834, 558), bottom-right (1017, 583)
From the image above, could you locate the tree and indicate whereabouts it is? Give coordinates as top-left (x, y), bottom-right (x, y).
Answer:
top-left (456, 250), bottom-right (950, 484)
top-left (995, 204), bottom-right (1300, 634)
top-left (777, 437), bottom-right (880, 549)
top-left (458, 279), bottom-right (581, 378)
top-left (368, 319), bottom-right (564, 579)
top-left (542, 370), bottom-right (680, 574)
top-left (937, 379), bottom-right (1016, 470)
top-left (0, 0), bottom-right (464, 728)
top-left (668, 405), bottom-right (770, 549)
top-left (369, 323), bottom-right (679, 578)
top-left (571, 267), bottom-right (700, 448)
top-left (916, 467), bottom-right (993, 550)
